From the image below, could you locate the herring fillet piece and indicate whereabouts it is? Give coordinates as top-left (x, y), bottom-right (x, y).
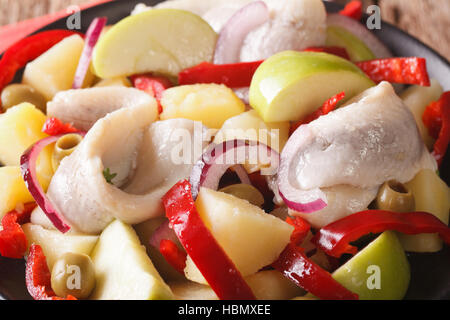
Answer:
top-left (46, 103), bottom-right (208, 234)
top-left (47, 87), bottom-right (156, 131)
top-left (279, 82), bottom-right (437, 227)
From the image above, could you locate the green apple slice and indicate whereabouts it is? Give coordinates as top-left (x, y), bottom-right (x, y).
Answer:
top-left (92, 9), bottom-right (217, 78)
top-left (249, 51), bottom-right (375, 122)
top-left (326, 26), bottom-right (376, 62)
top-left (90, 219), bottom-right (173, 300)
top-left (332, 231), bottom-right (410, 300)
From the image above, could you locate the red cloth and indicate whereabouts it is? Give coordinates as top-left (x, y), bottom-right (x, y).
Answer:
top-left (0, 0), bottom-right (113, 53)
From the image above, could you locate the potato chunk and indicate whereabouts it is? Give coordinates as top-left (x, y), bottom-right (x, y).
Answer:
top-left (160, 84), bottom-right (245, 128)
top-left (184, 188), bottom-right (293, 284)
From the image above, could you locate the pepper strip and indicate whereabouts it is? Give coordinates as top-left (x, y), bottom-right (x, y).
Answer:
top-left (162, 180), bottom-right (256, 300)
top-left (272, 243), bottom-right (358, 300)
top-left (26, 244), bottom-right (76, 300)
top-left (285, 216), bottom-right (310, 246)
top-left (339, 1), bottom-right (363, 21)
top-left (42, 117), bottom-right (79, 136)
top-left (312, 210), bottom-right (450, 258)
top-left (0, 203), bottom-right (36, 259)
top-left (422, 92), bottom-right (450, 166)
top-left (159, 239), bottom-right (187, 275)
top-left (130, 74), bottom-right (173, 114)
top-left (355, 57), bottom-right (430, 86)
top-left (0, 30), bottom-right (82, 109)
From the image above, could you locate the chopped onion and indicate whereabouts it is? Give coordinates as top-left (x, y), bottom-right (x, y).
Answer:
top-left (277, 126), bottom-right (328, 213)
top-left (72, 17), bottom-right (107, 89)
top-left (20, 135), bottom-right (71, 233)
top-left (327, 14), bottom-right (392, 59)
top-left (213, 1), bottom-right (270, 64)
top-left (189, 139), bottom-right (279, 199)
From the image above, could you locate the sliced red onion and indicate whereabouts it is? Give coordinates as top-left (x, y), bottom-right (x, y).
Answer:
top-left (232, 164), bottom-right (251, 185)
top-left (189, 140), bottom-right (279, 199)
top-left (277, 125), bottom-right (327, 213)
top-left (149, 220), bottom-right (180, 250)
top-left (72, 17), bottom-right (107, 89)
top-left (213, 1), bottom-right (270, 64)
top-left (20, 135), bottom-right (71, 233)
top-left (327, 14), bottom-right (392, 59)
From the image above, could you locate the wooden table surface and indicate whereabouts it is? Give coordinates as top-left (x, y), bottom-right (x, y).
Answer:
top-left (0, 0), bottom-right (449, 61)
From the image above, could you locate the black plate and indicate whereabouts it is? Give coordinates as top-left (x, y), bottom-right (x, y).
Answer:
top-left (0, 0), bottom-right (449, 300)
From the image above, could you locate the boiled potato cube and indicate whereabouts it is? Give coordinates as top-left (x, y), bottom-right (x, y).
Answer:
top-left (0, 103), bottom-right (54, 189)
top-left (0, 166), bottom-right (34, 219)
top-left (399, 169), bottom-right (450, 252)
top-left (160, 84), bottom-right (245, 128)
top-left (90, 220), bottom-right (173, 300)
top-left (22, 35), bottom-right (94, 100)
top-left (184, 188), bottom-right (293, 284)
top-left (22, 223), bottom-right (99, 270)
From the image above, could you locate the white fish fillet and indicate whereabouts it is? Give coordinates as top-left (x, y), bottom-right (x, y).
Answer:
top-left (46, 103), bottom-right (207, 234)
top-left (280, 82), bottom-right (437, 227)
top-left (47, 87), bottom-right (156, 131)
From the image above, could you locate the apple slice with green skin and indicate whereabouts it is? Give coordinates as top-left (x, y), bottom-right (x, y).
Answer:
top-left (332, 231), bottom-right (410, 300)
top-left (326, 26), bottom-right (376, 62)
top-left (249, 51), bottom-right (375, 122)
top-left (90, 219), bottom-right (173, 300)
top-left (92, 9), bottom-right (217, 78)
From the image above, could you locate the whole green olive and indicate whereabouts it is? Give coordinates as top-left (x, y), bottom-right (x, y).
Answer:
top-left (376, 180), bottom-right (415, 213)
top-left (1, 84), bottom-right (46, 112)
top-left (51, 252), bottom-right (96, 299)
top-left (52, 133), bottom-right (83, 171)
top-left (219, 183), bottom-right (265, 207)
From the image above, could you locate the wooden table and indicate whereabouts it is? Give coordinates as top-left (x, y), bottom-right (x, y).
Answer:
top-left (0, 0), bottom-right (449, 61)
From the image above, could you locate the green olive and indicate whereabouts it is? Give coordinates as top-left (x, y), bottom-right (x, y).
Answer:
top-left (52, 133), bottom-right (83, 171)
top-left (51, 252), bottom-right (96, 299)
top-left (376, 180), bottom-right (415, 213)
top-left (219, 183), bottom-right (265, 207)
top-left (1, 84), bottom-right (46, 112)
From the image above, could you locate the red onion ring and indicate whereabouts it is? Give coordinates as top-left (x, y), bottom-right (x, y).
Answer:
top-left (232, 164), bottom-right (251, 185)
top-left (213, 1), bottom-right (270, 64)
top-left (277, 126), bottom-right (328, 213)
top-left (72, 17), bottom-right (107, 89)
top-left (189, 140), bottom-right (279, 199)
top-left (327, 14), bottom-right (392, 59)
top-left (20, 135), bottom-right (71, 233)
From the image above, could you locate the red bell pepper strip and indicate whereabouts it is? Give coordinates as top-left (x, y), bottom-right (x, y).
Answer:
top-left (162, 180), bottom-right (256, 300)
top-left (422, 92), bottom-right (450, 166)
top-left (0, 203), bottom-right (36, 259)
top-left (290, 92), bottom-right (346, 134)
top-left (312, 210), bottom-right (450, 258)
top-left (178, 60), bottom-right (264, 88)
top-left (285, 216), bottom-right (310, 246)
top-left (0, 30), bottom-right (82, 109)
top-left (130, 74), bottom-right (173, 114)
top-left (355, 57), bottom-right (430, 86)
top-left (272, 243), bottom-right (358, 300)
top-left (159, 239), bottom-right (187, 275)
top-left (339, 1), bottom-right (363, 21)
top-left (178, 47), bottom-right (349, 88)
top-left (42, 117), bottom-right (79, 136)
top-left (304, 47), bottom-right (350, 60)
top-left (26, 244), bottom-right (77, 300)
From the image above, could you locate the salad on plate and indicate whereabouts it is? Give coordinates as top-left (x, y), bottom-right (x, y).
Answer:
top-left (0, 0), bottom-right (449, 300)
